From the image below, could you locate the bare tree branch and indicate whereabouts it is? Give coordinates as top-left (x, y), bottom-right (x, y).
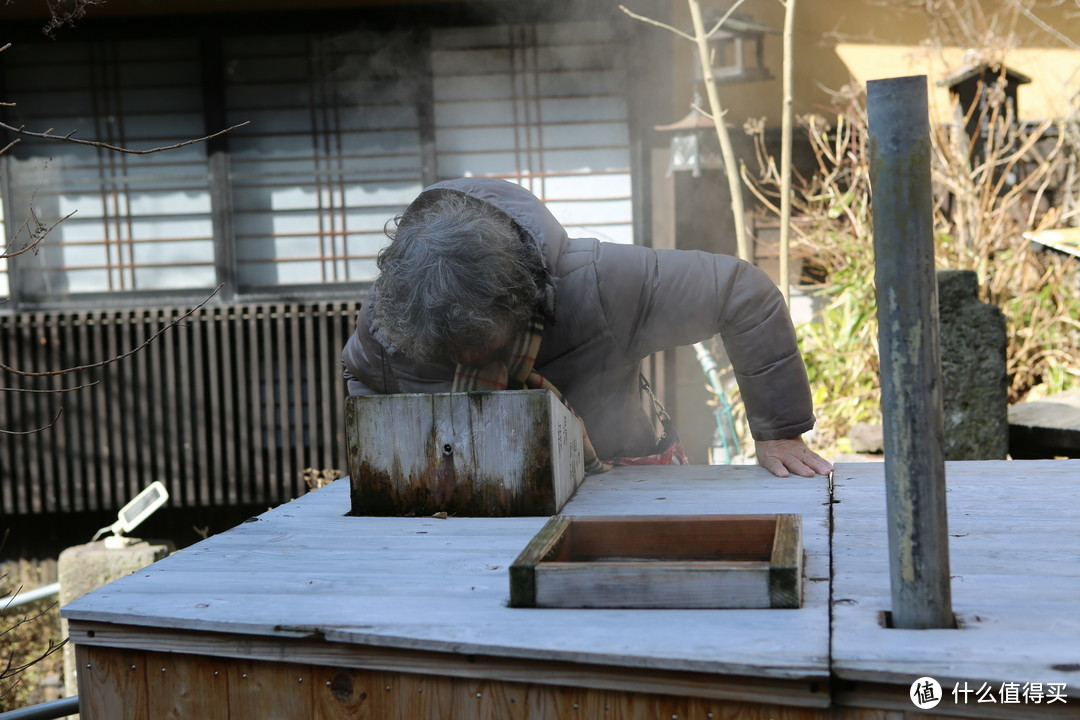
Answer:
top-left (0, 284), bottom-right (222, 378)
top-left (1, 209), bottom-right (77, 260)
top-left (1, 638), bottom-right (66, 680)
top-left (691, 100), bottom-right (718, 121)
top-left (0, 381), bottom-right (100, 394)
top-left (0, 407), bottom-right (63, 436)
top-left (0, 120), bottom-right (250, 155)
top-left (624, 0), bottom-right (754, 262)
top-left (1012, 0), bottom-right (1080, 51)
top-left (704, 0), bottom-right (748, 39)
top-left (618, 5), bottom-right (695, 41)
top-left (41, 0), bottom-right (108, 38)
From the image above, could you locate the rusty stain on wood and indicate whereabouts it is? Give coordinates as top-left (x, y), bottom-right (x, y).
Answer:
top-left (347, 390), bottom-right (584, 517)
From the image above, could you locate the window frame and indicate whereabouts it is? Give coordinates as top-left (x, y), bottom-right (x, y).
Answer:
top-left (0, 2), bottom-right (653, 312)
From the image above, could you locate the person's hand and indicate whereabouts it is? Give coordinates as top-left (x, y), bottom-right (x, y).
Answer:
top-left (755, 437), bottom-right (833, 478)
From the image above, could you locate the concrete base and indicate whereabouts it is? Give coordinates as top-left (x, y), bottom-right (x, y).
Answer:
top-left (59, 539), bottom-right (173, 698)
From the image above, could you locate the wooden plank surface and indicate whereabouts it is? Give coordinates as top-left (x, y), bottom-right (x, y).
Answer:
top-left (533, 561), bottom-right (773, 609)
top-left (831, 459), bottom-right (1080, 699)
top-left (63, 464), bottom-right (831, 693)
top-left (146, 649), bottom-right (230, 720)
top-left (228, 657), bottom-right (314, 720)
top-left (67, 620), bottom-right (825, 707)
top-left (559, 515), bottom-right (778, 560)
top-left (69, 459), bottom-right (1080, 714)
top-left (80, 643), bottom-right (837, 720)
top-left (76, 644), bottom-right (148, 720)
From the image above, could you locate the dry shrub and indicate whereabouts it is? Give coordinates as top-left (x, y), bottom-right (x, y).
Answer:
top-left (1, 572), bottom-right (65, 711)
top-left (746, 73), bottom-right (1079, 454)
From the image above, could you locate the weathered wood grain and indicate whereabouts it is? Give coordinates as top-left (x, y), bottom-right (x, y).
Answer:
top-left (831, 459), bottom-right (1080, 695)
top-left (512, 514), bottom-right (802, 609)
top-left (228, 658), bottom-right (314, 719)
top-left (73, 453), bottom-right (1080, 719)
top-left (144, 649), bottom-right (230, 720)
top-left (347, 390), bottom-right (585, 516)
top-left (770, 514), bottom-right (803, 608)
top-left (68, 621), bottom-right (828, 708)
top-left (313, 667), bottom-right (390, 720)
top-left (560, 514), bottom-right (778, 560)
top-left (533, 561), bottom-right (773, 609)
top-left (87, 640), bottom-right (1009, 719)
top-left (63, 469), bottom-right (831, 696)
top-left (76, 645), bottom-right (148, 720)
top-left (509, 515), bottom-right (570, 607)
top-left (76, 644), bottom-right (842, 720)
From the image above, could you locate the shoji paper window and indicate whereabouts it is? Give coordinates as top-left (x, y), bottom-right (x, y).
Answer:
top-left (223, 32), bottom-right (426, 286)
top-left (3, 38), bottom-right (215, 296)
top-left (431, 21), bottom-right (633, 244)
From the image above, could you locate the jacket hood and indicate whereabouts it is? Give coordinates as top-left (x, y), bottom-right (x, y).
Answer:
top-left (408, 178), bottom-right (568, 273)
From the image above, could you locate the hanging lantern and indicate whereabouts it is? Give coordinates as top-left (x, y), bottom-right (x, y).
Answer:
top-left (697, 13), bottom-right (777, 84)
top-left (655, 12), bottom-right (776, 177)
top-left (654, 105), bottom-right (725, 177)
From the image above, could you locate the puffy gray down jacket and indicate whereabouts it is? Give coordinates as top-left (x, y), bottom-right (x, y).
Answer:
top-left (341, 178), bottom-right (815, 458)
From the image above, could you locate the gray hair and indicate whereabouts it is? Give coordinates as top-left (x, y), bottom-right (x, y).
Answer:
top-left (371, 191), bottom-right (545, 363)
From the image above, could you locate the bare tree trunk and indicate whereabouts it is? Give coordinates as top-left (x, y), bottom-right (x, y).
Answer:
top-left (779, 0), bottom-right (796, 306)
top-left (687, 0), bottom-right (751, 263)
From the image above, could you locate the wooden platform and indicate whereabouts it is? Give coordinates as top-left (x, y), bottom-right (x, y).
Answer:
top-left (62, 460), bottom-right (1079, 719)
top-left (831, 460), bottom-right (1080, 718)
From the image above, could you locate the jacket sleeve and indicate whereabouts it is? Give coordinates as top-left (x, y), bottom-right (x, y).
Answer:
top-left (593, 242), bottom-right (815, 441)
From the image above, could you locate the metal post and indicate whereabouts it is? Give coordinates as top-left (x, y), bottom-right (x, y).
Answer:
top-left (867, 75), bottom-right (954, 630)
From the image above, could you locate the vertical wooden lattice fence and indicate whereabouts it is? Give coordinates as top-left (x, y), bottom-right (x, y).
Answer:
top-left (0, 301), bottom-right (360, 515)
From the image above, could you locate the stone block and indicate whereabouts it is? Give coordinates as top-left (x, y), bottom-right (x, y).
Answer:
top-left (59, 539), bottom-right (173, 697)
top-left (848, 422), bottom-right (885, 454)
top-left (937, 269), bottom-right (1009, 460)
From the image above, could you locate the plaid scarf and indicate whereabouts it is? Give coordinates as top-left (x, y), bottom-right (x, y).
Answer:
top-left (452, 315), bottom-right (612, 475)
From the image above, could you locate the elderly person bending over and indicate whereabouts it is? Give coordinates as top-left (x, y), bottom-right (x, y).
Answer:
top-left (341, 177), bottom-right (832, 479)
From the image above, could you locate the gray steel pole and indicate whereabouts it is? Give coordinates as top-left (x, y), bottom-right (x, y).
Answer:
top-left (0, 696), bottom-right (78, 720)
top-left (2, 583), bottom-right (60, 611)
top-left (867, 75), bottom-right (954, 630)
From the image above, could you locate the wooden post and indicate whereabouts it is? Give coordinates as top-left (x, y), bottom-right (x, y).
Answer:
top-left (866, 75), bottom-right (954, 630)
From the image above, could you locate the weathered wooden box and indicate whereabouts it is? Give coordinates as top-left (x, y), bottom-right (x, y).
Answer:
top-left (509, 514), bottom-right (803, 609)
top-left (347, 390), bottom-right (585, 517)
